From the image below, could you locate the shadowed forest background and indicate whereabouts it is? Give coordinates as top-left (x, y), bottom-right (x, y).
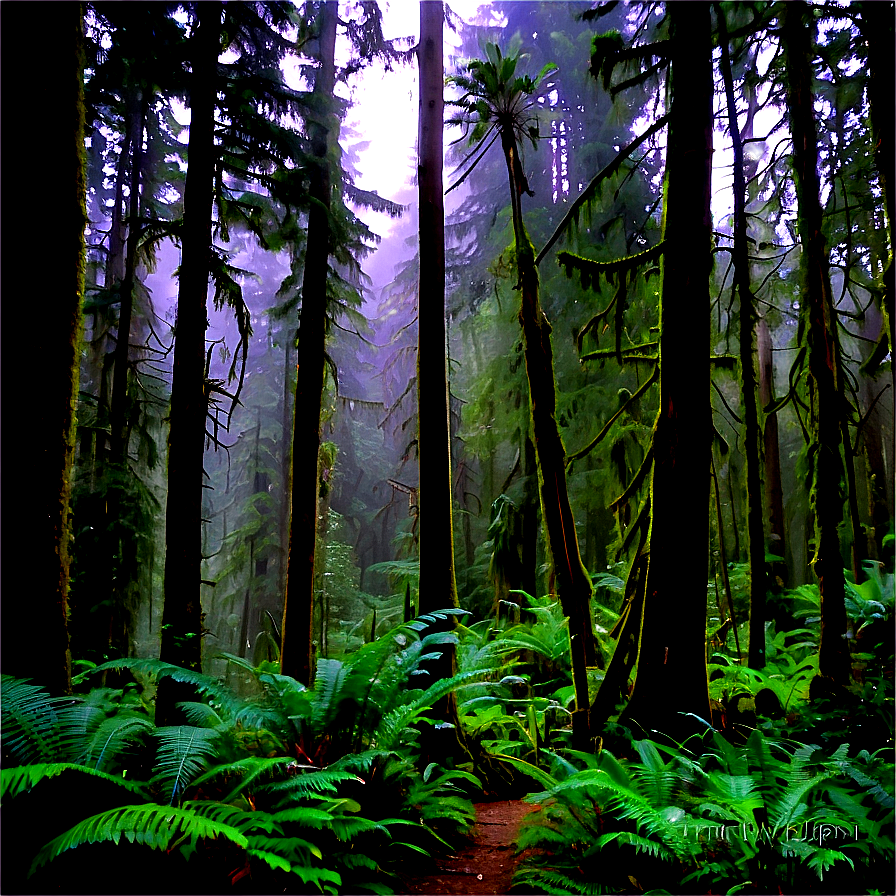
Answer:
top-left (1, 1), bottom-right (894, 894)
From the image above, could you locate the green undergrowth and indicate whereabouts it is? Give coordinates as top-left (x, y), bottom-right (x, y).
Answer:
top-left (510, 730), bottom-right (894, 895)
top-left (0, 610), bottom-right (486, 894)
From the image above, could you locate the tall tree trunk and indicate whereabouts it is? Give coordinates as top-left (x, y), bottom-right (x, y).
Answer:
top-left (157, 3), bottom-right (220, 720)
top-left (109, 93), bottom-right (147, 463)
top-left (857, 1), bottom-right (894, 373)
top-left (716, 4), bottom-right (767, 669)
top-left (622, 2), bottom-right (713, 738)
top-left (500, 127), bottom-right (596, 739)
top-left (416, 0), bottom-right (458, 614)
top-left (281, 0), bottom-right (338, 685)
top-left (521, 426), bottom-right (539, 600)
top-left (3, 3), bottom-right (87, 693)
top-left (279, 336), bottom-right (293, 599)
top-left (757, 317), bottom-right (786, 557)
top-left (781, 0), bottom-right (851, 689)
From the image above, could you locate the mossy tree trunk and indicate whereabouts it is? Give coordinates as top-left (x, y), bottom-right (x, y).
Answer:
top-left (781, 0), bottom-right (851, 689)
top-left (499, 127), bottom-right (596, 738)
top-left (621, 1), bottom-right (713, 738)
top-left (281, 0), bottom-right (338, 685)
top-left (4, 2), bottom-right (88, 693)
top-left (157, 3), bottom-right (221, 721)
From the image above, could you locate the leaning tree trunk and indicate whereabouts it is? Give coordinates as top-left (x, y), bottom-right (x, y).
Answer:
top-left (3, 2), bottom-right (87, 693)
top-left (157, 3), bottom-right (220, 721)
top-left (622, 2), bottom-right (713, 739)
top-left (781, 0), bottom-right (851, 689)
top-left (716, 4), bottom-right (767, 669)
top-left (500, 127), bottom-right (596, 741)
top-left (281, 0), bottom-right (338, 685)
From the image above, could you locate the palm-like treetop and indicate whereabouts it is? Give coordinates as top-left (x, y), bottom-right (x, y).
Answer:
top-left (446, 42), bottom-right (557, 195)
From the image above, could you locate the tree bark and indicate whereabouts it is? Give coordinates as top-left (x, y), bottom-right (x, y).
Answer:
top-left (781, 0), bottom-right (851, 689)
top-left (158, 3), bottom-right (221, 718)
top-left (757, 317), bottom-right (786, 556)
top-left (416, 0), bottom-right (459, 614)
top-left (622, 2), bottom-right (713, 738)
top-left (716, 4), bottom-right (767, 669)
top-left (281, 0), bottom-right (338, 685)
top-left (500, 127), bottom-right (596, 738)
top-left (857, 1), bottom-right (894, 370)
top-left (3, 3), bottom-right (87, 693)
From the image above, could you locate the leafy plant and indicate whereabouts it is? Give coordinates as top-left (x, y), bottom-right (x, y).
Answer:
top-left (513, 729), bottom-right (895, 894)
top-left (1, 611), bottom-right (493, 893)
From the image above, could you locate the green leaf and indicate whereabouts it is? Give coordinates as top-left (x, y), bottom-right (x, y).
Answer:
top-left (30, 803), bottom-right (249, 876)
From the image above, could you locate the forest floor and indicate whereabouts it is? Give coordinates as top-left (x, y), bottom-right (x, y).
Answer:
top-left (396, 800), bottom-right (540, 895)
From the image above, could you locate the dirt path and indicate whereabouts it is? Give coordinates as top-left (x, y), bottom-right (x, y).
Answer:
top-left (396, 800), bottom-right (537, 895)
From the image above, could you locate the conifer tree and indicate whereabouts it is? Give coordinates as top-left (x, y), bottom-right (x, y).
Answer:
top-left (781, 0), bottom-right (851, 689)
top-left (281, 0), bottom-right (339, 686)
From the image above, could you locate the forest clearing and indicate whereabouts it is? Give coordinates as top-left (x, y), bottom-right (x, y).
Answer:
top-left (1, 1), bottom-right (893, 894)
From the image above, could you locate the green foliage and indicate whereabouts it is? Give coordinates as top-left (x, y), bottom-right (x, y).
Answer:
top-left (2, 611), bottom-right (491, 892)
top-left (514, 729), bottom-right (894, 894)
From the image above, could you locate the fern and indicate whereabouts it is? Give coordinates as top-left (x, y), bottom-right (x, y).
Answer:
top-left (374, 667), bottom-right (493, 750)
top-left (263, 767), bottom-right (364, 799)
top-left (0, 676), bottom-right (74, 763)
top-left (270, 806), bottom-right (336, 828)
top-left (1, 762), bottom-right (147, 804)
top-left (189, 755), bottom-right (294, 802)
top-left (151, 726), bottom-right (221, 805)
top-left (78, 714), bottom-right (155, 771)
top-left (29, 802), bottom-right (249, 876)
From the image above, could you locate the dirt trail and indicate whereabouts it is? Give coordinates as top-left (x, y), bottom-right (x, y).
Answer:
top-left (396, 800), bottom-right (537, 895)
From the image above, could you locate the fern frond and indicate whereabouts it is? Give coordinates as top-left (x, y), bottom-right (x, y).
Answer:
top-left (247, 848), bottom-right (292, 873)
top-left (310, 658), bottom-right (352, 731)
top-left (30, 802), bottom-right (249, 876)
top-left (270, 806), bottom-right (335, 828)
top-left (0, 676), bottom-right (74, 763)
top-left (596, 828), bottom-right (677, 861)
top-left (516, 822), bottom-right (574, 849)
top-left (151, 726), bottom-right (221, 805)
top-left (374, 668), bottom-right (494, 751)
top-left (768, 773), bottom-right (836, 829)
top-left (514, 866), bottom-right (608, 895)
top-left (289, 864), bottom-right (341, 888)
top-left (1, 763), bottom-right (147, 804)
top-left (189, 755), bottom-right (293, 802)
top-left (263, 767), bottom-right (364, 799)
top-left (78, 715), bottom-right (155, 771)
top-left (82, 658), bottom-right (234, 705)
top-left (806, 846), bottom-right (854, 880)
top-left (176, 701), bottom-right (224, 728)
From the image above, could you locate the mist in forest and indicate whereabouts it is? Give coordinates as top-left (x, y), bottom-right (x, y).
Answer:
top-left (4, 2), bottom-right (895, 892)
top-left (62, 0), bottom-right (894, 677)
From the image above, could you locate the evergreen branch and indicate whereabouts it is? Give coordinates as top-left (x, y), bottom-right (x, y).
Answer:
top-left (567, 367), bottom-right (658, 466)
top-left (610, 446), bottom-right (655, 512)
top-left (558, 241), bottom-right (666, 291)
top-left (536, 116), bottom-right (669, 264)
top-left (580, 347), bottom-right (658, 363)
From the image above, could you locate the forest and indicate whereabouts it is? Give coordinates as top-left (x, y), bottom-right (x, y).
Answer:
top-left (0, 1), bottom-right (893, 894)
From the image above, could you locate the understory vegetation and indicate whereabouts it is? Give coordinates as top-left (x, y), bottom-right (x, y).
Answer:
top-left (2, 1), bottom-right (893, 894)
